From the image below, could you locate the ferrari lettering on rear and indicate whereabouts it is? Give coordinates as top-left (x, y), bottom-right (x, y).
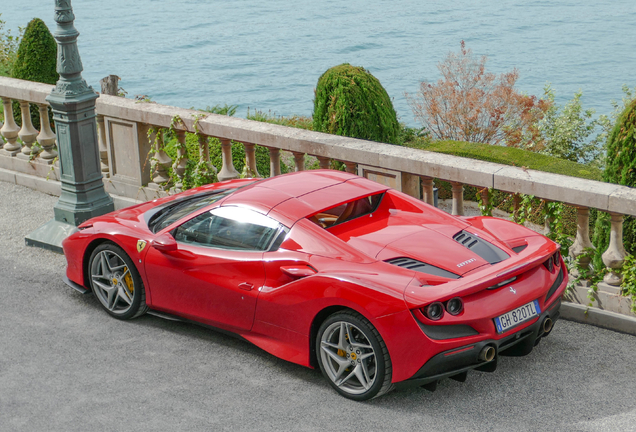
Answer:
top-left (456, 258), bottom-right (476, 268)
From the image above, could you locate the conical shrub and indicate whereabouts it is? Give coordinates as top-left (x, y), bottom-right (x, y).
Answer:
top-left (11, 18), bottom-right (58, 130)
top-left (313, 63), bottom-right (400, 145)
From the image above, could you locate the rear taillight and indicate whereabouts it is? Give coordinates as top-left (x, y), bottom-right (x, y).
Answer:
top-left (422, 298), bottom-right (464, 320)
top-left (543, 255), bottom-right (555, 272)
top-left (543, 250), bottom-right (561, 271)
top-left (446, 297), bottom-right (463, 315)
top-left (423, 302), bottom-right (444, 320)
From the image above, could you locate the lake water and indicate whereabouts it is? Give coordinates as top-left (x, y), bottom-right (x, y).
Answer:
top-left (4, 1), bottom-right (636, 126)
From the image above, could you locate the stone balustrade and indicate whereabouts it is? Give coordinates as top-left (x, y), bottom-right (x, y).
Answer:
top-left (1, 76), bottom-right (636, 315)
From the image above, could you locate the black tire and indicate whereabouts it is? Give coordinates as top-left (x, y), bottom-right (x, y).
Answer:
top-left (316, 310), bottom-right (393, 401)
top-left (88, 243), bottom-right (148, 320)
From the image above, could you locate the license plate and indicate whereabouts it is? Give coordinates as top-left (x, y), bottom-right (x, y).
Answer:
top-left (494, 300), bottom-right (541, 333)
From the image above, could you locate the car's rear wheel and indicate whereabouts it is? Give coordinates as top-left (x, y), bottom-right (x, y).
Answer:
top-left (316, 311), bottom-right (393, 401)
top-left (88, 243), bottom-right (148, 320)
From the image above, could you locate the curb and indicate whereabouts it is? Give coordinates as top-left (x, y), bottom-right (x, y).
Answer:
top-left (560, 302), bottom-right (636, 336)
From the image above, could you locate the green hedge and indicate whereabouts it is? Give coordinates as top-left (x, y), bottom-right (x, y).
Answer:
top-left (313, 63), bottom-right (400, 145)
top-left (11, 18), bottom-right (57, 130)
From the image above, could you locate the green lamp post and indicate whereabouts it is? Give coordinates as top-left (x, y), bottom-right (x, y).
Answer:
top-left (26, 0), bottom-right (114, 252)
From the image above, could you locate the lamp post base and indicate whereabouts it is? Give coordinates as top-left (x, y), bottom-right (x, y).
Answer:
top-left (25, 219), bottom-right (78, 254)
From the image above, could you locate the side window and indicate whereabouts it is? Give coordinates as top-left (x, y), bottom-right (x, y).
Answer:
top-left (173, 206), bottom-right (285, 251)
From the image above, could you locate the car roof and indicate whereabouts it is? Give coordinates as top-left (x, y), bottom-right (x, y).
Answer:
top-left (221, 170), bottom-right (388, 225)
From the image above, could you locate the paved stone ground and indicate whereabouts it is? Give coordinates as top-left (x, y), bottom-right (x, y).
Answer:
top-left (1, 180), bottom-right (636, 432)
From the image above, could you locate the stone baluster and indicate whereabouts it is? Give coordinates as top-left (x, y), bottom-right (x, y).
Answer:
top-left (344, 162), bottom-right (356, 174)
top-left (1, 98), bottom-right (21, 155)
top-left (148, 128), bottom-right (172, 188)
top-left (317, 156), bottom-right (331, 170)
top-left (479, 187), bottom-right (491, 215)
top-left (512, 194), bottom-right (521, 223)
top-left (37, 104), bottom-right (57, 163)
top-left (196, 134), bottom-right (217, 183)
top-left (451, 181), bottom-right (464, 216)
top-left (171, 130), bottom-right (188, 192)
top-left (292, 152), bottom-right (304, 171)
top-left (198, 134), bottom-right (210, 165)
top-left (421, 176), bottom-right (435, 206)
top-left (17, 101), bottom-right (40, 160)
top-left (543, 200), bottom-right (553, 236)
top-left (243, 142), bottom-right (261, 178)
top-left (95, 114), bottom-right (109, 175)
top-left (568, 206), bottom-right (595, 284)
top-left (268, 147), bottom-right (281, 177)
top-left (601, 213), bottom-right (627, 288)
top-left (217, 138), bottom-right (240, 181)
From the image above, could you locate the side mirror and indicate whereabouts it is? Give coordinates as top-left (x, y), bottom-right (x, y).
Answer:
top-left (151, 233), bottom-right (178, 253)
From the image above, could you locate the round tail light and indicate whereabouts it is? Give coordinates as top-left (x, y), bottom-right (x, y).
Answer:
top-left (425, 302), bottom-right (444, 321)
top-left (446, 297), bottom-right (464, 315)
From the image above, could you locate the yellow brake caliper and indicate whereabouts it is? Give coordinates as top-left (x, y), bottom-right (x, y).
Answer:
top-left (122, 266), bottom-right (134, 297)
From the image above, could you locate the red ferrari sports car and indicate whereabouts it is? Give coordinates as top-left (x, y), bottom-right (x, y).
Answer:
top-left (63, 170), bottom-right (566, 400)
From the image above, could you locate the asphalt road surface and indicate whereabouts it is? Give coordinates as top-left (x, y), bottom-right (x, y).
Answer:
top-left (1, 181), bottom-right (636, 432)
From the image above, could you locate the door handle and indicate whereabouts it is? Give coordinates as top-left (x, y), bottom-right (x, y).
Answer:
top-left (238, 282), bottom-right (254, 291)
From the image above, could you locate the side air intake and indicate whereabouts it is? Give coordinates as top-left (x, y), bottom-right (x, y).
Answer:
top-left (385, 257), bottom-right (460, 279)
top-left (453, 231), bottom-right (510, 264)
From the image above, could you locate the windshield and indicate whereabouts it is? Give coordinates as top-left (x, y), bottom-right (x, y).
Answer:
top-left (148, 189), bottom-right (236, 233)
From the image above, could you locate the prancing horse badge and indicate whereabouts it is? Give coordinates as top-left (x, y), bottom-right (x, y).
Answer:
top-left (137, 240), bottom-right (147, 253)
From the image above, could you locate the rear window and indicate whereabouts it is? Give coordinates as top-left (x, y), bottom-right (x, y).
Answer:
top-left (309, 193), bottom-right (383, 228)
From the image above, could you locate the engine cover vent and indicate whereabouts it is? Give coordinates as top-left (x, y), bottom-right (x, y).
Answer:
top-left (453, 230), bottom-right (510, 264)
top-left (512, 244), bottom-right (528, 254)
top-left (385, 257), bottom-right (460, 279)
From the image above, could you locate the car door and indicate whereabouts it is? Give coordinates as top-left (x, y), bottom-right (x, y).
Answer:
top-left (144, 206), bottom-right (286, 331)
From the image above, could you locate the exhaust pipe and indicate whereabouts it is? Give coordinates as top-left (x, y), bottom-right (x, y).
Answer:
top-left (478, 346), bottom-right (496, 362)
top-left (542, 317), bottom-right (553, 334)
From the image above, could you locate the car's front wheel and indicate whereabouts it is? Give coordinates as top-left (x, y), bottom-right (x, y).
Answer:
top-left (88, 243), bottom-right (148, 320)
top-left (316, 311), bottom-right (393, 400)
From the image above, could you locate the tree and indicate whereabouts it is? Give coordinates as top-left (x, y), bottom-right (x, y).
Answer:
top-left (0, 14), bottom-right (22, 77)
top-left (313, 63), bottom-right (400, 145)
top-left (538, 85), bottom-right (605, 164)
top-left (592, 98), bottom-right (636, 263)
top-left (406, 41), bottom-right (550, 146)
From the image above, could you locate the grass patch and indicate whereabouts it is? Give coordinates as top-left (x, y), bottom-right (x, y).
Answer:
top-left (404, 139), bottom-right (602, 181)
